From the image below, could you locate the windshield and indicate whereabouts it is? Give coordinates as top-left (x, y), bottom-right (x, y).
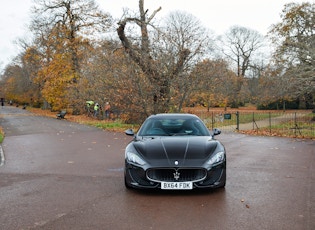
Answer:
top-left (138, 117), bottom-right (210, 136)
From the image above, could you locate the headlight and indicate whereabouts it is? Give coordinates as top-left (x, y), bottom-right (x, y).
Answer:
top-left (207, 151), bottom-right (225, 166)
top-left (126, 151), bottom-right (146, 165)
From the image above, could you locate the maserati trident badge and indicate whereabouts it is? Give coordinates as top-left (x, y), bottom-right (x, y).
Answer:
top-left (173, 171), bottom-right (180, 180)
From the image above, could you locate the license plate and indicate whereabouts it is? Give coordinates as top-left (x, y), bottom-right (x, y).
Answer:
top-left (161, 182), bottom-right (193, 190)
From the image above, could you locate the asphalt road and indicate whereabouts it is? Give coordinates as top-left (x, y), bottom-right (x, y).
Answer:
top-left (0, 106), bottom-right (314, 230)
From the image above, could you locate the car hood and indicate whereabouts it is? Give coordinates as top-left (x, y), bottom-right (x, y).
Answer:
top-left (133, 136), bottom-right (218, 166)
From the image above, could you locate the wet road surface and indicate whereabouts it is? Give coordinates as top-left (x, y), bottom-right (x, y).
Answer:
top-left (0, 106), bottom-right (314, 230)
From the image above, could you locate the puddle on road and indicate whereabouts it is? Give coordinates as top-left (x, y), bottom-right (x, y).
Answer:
top-left (107, 167), bottom-right (124, 172)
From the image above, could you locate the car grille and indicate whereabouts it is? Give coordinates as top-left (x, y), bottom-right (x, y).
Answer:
top-left (146, 168), bottom-right (207, 182)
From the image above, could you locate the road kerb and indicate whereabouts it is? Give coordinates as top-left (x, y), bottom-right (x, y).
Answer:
top-left (0, 145), bottom-right (4, 166)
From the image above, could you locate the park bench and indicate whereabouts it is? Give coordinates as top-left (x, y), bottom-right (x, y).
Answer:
top-left (56, 110), bottom-right (67, 119)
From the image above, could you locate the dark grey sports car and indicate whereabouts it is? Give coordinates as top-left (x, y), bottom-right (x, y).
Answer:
top-left (124, 113), bottom-right (226, 190)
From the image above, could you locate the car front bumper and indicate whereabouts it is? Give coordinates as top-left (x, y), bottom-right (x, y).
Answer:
top-left (124, 162), bottom-right (226, 190)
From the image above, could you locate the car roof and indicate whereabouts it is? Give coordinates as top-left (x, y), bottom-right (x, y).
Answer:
top-left (147, 113), bottom-right (199, 119)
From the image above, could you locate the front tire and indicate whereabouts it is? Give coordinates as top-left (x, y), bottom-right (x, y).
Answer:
top-left (124, 176), bottom-right (132, 189)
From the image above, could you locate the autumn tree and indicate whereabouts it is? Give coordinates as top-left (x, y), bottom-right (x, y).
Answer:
top-left (191, 59), bottom-right (238, 110)
top-left (117, 0), bottom-right (166, 114)
top-left (117, 0), bottom-right (212, 115)
top-left (31, 0), bottom-right (111, 78)
top-left (160, 11), bottom-right (214, 112)
top-left (0, 64), bottom-right (35, 104)
top-left (22, 46), bottom-right (44, 106)
top-left (72, 40), bottom-right (149, 119)
top-left (0, 35), bottom-right (45, 107)
top-left (217, 26), bottom-right (266, 106)
top-left (256, 66), bottom-right (293, 110)
top-left (268, 2), bottom-right (315, 109)
top-left (28, 0), bottom-right (112, 110)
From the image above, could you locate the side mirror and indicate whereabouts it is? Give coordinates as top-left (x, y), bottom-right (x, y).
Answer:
top-left (212, 128), bottom-right (221, 136)
top-left (125, 128), bottom-right (135, 136)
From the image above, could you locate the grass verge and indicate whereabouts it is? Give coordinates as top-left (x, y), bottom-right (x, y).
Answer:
top-left (0, 127), bottom-right (4, 143)
top-left (28, 108), bottom-right (139, 132)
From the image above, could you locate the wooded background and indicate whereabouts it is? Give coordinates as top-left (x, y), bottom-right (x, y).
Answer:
top-left (0, 0), bottom-right (314, 122)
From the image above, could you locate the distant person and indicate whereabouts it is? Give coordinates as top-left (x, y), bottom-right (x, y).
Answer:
top-left (104, 102), bottom-right (111, 119)
top-left (86, 100), bottom-right (94, 116)
top-left (94, 103), bottom-right (99, 118)
top-left (1, 98), bottom-right (4, 107)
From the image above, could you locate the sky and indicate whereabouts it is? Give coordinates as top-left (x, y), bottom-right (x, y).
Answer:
top-left (0, 0), bottom-right (310, 72)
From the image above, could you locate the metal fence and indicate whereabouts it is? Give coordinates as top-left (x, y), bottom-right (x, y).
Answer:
top-left (196, 111), bottom-right (315, 138)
